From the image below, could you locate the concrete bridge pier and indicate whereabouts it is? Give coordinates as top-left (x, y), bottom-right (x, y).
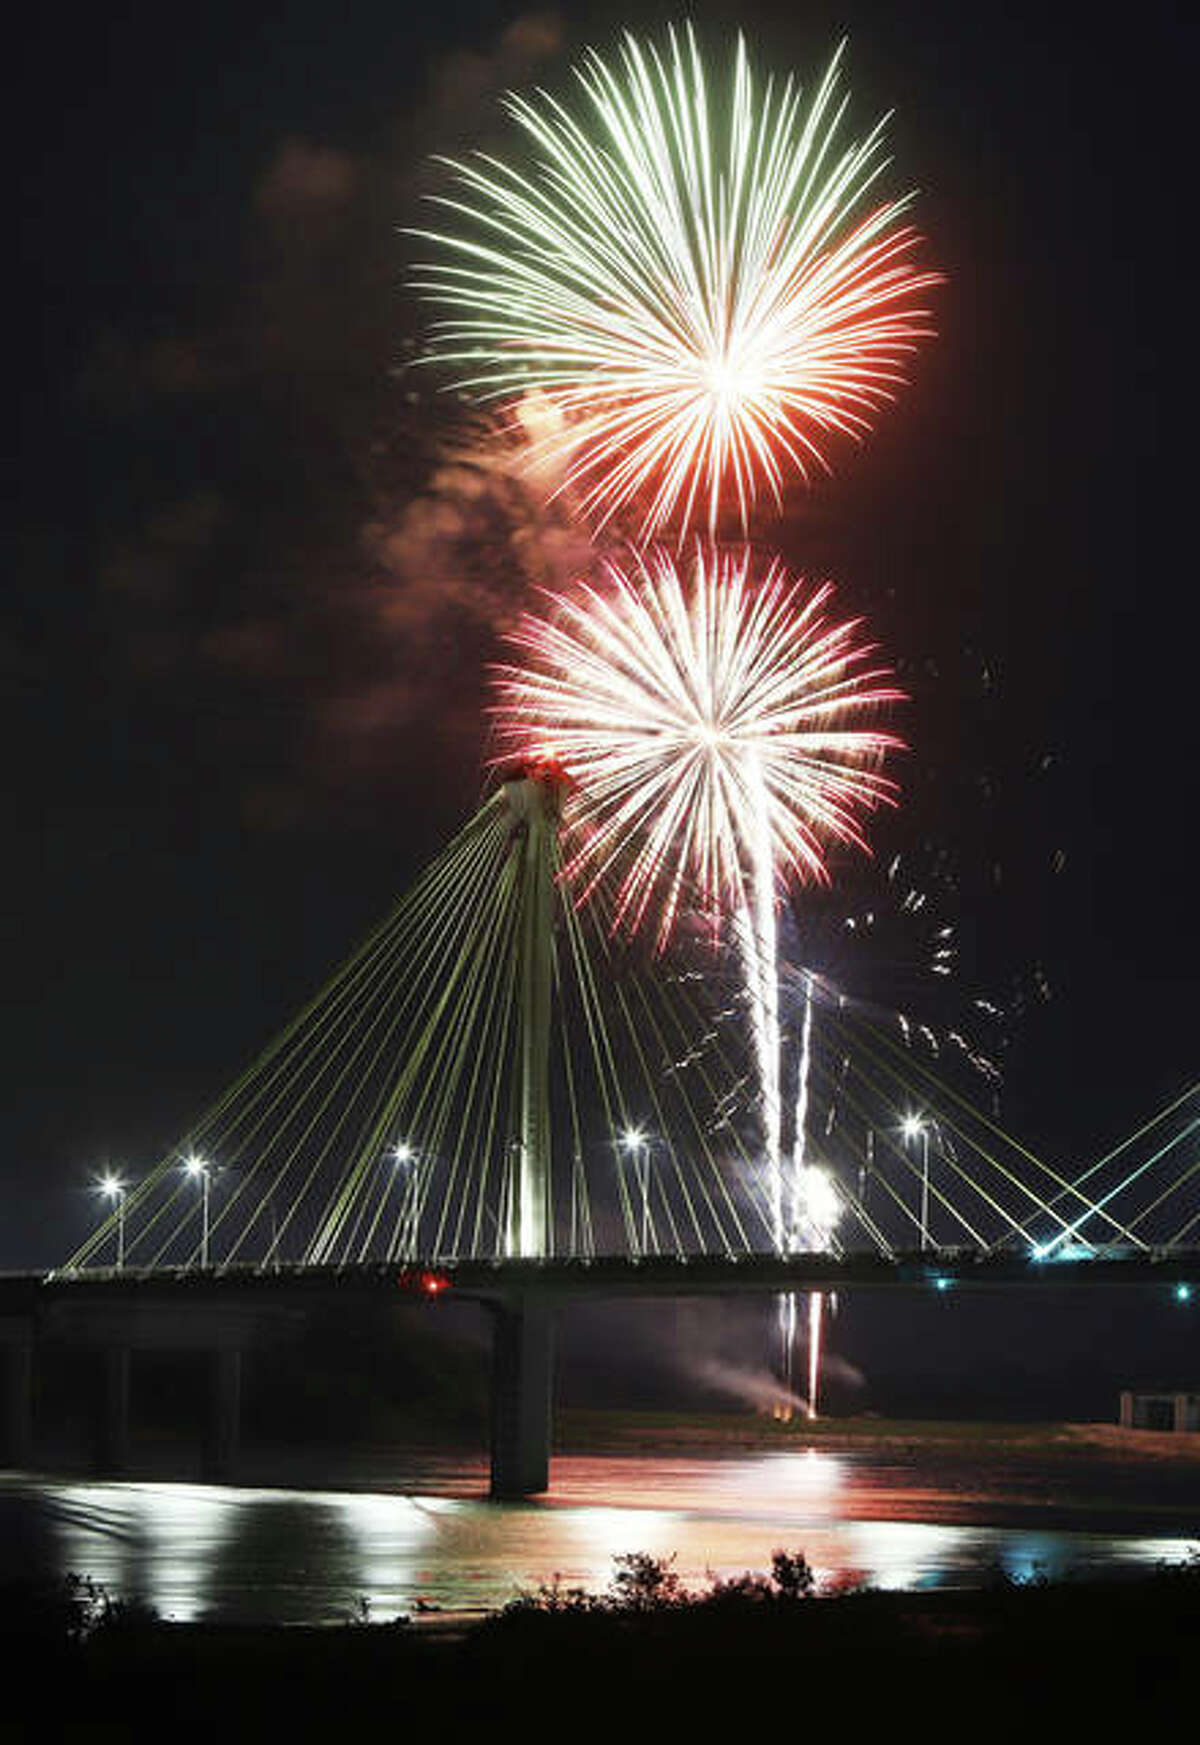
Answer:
top-left (96, 1346), bottom-right (131, 1474)
top-left (203, 1348), bottom-right (242, 1483)
top-left (490, 1294), bottom-right (554, 1499)
top-left (1, 1324), bottom-right (34, 1467)
top-left (39, 1296), bottom-right (261, 1485)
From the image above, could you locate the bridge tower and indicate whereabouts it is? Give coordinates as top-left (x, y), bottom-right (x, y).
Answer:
top-left (501, 760), bottom-right (567, 1260)
top-left (493, 760), bottom-right (567, 1495)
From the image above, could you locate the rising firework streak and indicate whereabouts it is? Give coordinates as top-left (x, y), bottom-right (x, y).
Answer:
top-left (414, 28), bottom-right (940, 538)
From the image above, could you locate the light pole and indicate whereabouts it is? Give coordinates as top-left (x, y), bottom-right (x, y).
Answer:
top-left (392, 1142), bottom-right (418, 1258)
top-left (265, 1188), bottom-right (280, 1270)
top-left (185, 1154), bottom-right (211, 1268)
top-left (859, 1127), bottom-right (874, 1210)
top-left (97, 1173), bottom-right (127, 1270)
top-left (620, 1127), bottom-right (650, 1255)
top-left (900, 1114), bottom-right (931, 1252)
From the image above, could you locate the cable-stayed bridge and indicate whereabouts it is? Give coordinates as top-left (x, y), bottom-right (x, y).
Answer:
top-left (4, 772), bottom-right (1197, 1492)
top-left (57, 773), bottom-right (1200, 1276)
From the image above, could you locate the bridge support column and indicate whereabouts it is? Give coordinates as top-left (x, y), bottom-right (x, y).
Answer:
top-left (1, 1328), bottom-right (34, 1468)
top-left (96, 1347), bottom-right (131, 1474)
top-left (203, 1349), bottom-right (241, 1483)
top-left (490, 1296), bottom-right (554, 1499)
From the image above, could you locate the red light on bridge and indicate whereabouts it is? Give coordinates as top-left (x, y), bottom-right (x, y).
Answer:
top-left (396, 1267), bottom-right (452, 1295)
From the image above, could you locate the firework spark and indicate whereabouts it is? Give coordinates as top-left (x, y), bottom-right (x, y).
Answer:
top-left (492, 545), bottom-right (904, 951)
top-left (414, 29), bottom-right (940, 538)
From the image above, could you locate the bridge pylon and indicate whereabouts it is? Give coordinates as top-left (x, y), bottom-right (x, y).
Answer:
top-left (501, 761), bottom-right (568, 1261)
top-left (489, 1292), bottom-right (555, 1497)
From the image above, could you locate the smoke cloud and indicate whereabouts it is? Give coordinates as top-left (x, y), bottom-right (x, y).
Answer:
top-left (76, 13), bottom-right (582, 834)
top-left (693, 1358), bottom-right (810, 1417)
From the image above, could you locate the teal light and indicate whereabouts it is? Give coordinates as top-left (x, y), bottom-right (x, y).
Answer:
top-left (1031, 1240), bottom-right (1095, 1263)
top-left (932, 1275), bottom-right (952, 1292)
top-left (1174, 1283), bottom-right (1192, 1304)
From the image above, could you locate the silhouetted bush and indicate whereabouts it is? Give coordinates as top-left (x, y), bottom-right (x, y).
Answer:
top-left (0, 1571), bottom-right (157, 1649)
top-left (500, 1547), bottom-right (815, 1621)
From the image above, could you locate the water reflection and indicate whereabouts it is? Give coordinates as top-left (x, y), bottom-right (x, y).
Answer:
top-left (840, 1520), bottom-right (959, 1591)
top-left (549, 1449), bottom-right (846, 1518)
top-left (49, 1484), bottom-right (238, 1621)
top-left (209, 1496), bottom-right (367, 1624)
top-left (1, 1459), bottom-right (1193, 1625)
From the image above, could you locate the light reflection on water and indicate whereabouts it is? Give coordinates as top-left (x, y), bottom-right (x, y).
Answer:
top-left (1, 1455), bottom-right (1194, 1625)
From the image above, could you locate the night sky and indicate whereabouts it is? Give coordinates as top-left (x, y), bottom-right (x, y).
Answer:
top-left (7, 0), bottom-right (1197, 1403)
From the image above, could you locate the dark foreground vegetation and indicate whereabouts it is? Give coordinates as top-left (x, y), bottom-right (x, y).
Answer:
top-left (2, 1550), bottom-right (1196, 1738)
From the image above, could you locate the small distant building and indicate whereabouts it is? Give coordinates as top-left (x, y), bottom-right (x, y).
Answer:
top-left (1119, 1389), bottom-right (1200, 1433)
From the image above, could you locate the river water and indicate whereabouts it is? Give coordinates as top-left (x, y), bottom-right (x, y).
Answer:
top-left (1, 1452), bottom-right (1196, 1624)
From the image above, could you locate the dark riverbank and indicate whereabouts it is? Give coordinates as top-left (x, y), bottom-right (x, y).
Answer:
top-left (6, 1553), bottom-right (1198, 1737)
top-left (556, 1407), bottom-right (1200, 1462)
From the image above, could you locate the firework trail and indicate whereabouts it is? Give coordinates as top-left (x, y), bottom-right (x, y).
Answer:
top-left (493, 545), bottom-right (903, 1287)
top-left (415, 28), bottom-right (940, 538)
top-left (791, 972), bottom-right (819, 1417)
top-left (701, 856), bottom-right (1012, 1414)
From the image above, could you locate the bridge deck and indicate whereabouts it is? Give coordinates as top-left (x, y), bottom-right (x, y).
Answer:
top-left (1, 1248), bottom-right (1196, 1314)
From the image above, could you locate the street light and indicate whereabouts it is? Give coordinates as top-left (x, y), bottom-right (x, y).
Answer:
top-left (184, 1153), bottom-right (211, 1268)
top-left (620, 1127), bottom-right (650, 1255)
top-left (391, 1142), bottom-right (419, 1257)
top-left (900, 1114), bottom-right (931, 1252)
top-left (96, 1173), bottom-right (127, 1271)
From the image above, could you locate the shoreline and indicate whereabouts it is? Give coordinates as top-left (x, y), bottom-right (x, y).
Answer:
top-left (555, 1407), bottom-right (1200, 1459)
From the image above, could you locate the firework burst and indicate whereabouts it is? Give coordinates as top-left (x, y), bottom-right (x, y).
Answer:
top-left (414, 28), bottom-right (940, 538)
top-left (492, 545), bottom-right (904, 950)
